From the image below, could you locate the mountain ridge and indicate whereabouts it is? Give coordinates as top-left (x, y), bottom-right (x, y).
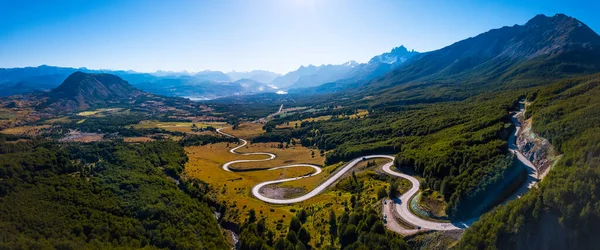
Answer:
top-left (280, 45), bottom-right (419, 92)
top-left (47, 71), bottom-right (142, 110)
top-left (349, 13), bottom-right (600, 105)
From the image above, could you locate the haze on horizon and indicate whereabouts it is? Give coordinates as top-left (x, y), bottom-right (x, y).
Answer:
top-left (1, 0), bottom-right (598, 74)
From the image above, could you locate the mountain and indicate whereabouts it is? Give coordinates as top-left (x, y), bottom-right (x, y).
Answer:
top-left (316, 14), bottom-right (598, 108)
top-left (233, 78), bottom-right (279, 93)
top-left (270, 61), bottom-right (360, 89)
top-left (287, 46), bottom-right (419, 93)
top-left (287, 61), bottom-right (362, 89)
top-left (0, 46), bottom-right (420, 99)
top-left (366, 14), bottom-right (600, 94)
top-left (0, 66), bottom-right (276, 100)
top-left (151, 70), bottom-right (191, 77)
top-left (350, 45), bottom-right (419, 80)
top-left (227, 70), bottom-right (281, 83)
top-left (193, 70), bottom-right (231, 82)
top-left (0, 65), bottom-right (80, 96)
top-left (47, 71), bottom-right (142, 110)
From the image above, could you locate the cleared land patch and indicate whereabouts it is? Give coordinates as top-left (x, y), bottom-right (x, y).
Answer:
top-left (220, 122), bottom-right (264, 139)
top-left (59, 131), bottom-right (104, 142)
top-left (0, 125), bottom-right (51, 136)
top-left (123, 137), bottom-right (155, 143)
top-left (43, 116), bottom-right (72, 124)
top-left (77, 108), bottom-right (126, 117)
top-left (133, 120), bottom-right (226, 133)
top-left (277, 109), bottom-right (369, 129)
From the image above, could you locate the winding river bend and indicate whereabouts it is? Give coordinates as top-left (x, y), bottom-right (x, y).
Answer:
top-left (216, 101), bottom-right (541, 233)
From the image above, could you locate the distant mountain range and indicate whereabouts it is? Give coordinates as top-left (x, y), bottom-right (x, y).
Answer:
top-left (227, 70), bottom-right (281, 83)
top-left (0, 66), bottom-right (281, 100)
top-left (276, 45), bottom-right (419, 91)
top-left (0, 45), bottom-right (417, 99)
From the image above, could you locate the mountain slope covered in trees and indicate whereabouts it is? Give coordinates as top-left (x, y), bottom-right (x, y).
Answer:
top-left (0, 139), bottom-right (229, 249)
top-left (460, 73), bottom-right (600, 249)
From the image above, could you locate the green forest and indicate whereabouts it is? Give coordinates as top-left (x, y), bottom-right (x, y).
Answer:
top-left (256, 91), bottom-right (528, 219)
top-left (0, 138), bottom-right (229, 249)
top-left (460, 74), bottom-right (600, 249)
top-left (237, 194), bottom-right (409, 250)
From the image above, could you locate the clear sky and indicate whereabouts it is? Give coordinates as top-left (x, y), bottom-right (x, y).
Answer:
top-left (0, 0), bottom-right (598, 74)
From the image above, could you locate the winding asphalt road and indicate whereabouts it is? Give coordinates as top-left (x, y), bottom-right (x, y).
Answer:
top-left (380, 102), bottom-right (540, 232)
top-left (217, 127), bottom-right (393, 204)
top-left (216, 101), bottom-right (541, 232)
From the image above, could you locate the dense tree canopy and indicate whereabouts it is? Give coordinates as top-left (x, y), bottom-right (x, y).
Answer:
top-left (460, 74), bottom-right (600, 249)
top-left (0, 140), bottom-right (228, 249)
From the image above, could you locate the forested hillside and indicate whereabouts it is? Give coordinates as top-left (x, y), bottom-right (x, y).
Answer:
top-left (460, 73), bottom-right (600, 249)
top-left (0, 138), bottom-right (228, 249)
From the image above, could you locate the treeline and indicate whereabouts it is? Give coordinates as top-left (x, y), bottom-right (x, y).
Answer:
top-left (460, 74), bottom-right (600, 249)
top-left (0, 139), bottom-right (228, 249)
top-left (179, 134), bottom-right (238, 147)
top-left (238, 202), bottom-right (408, 250)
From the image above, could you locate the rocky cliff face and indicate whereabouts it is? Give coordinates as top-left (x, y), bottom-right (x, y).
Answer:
top-left (517, 105), bottom-right (561, 179)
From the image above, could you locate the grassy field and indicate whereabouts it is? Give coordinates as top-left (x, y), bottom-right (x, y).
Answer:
top-left (0, 107), bottom-right (36, 129)
top-left (123, 137), bottom-right (155, 143)
top-left (133, 120), bottom-right (226, 133)
top-left (272, 158), bottom-right (411, 200)
top-left (231, 142), bottom-right (324, 170)
top-left (277, 115), bottom-right (333, 129)
top-left (0, 125), bottom-right (51, 136)
top-left (185, 142), bottom-right (351, 243)
top-left (277, 109), bottom-right (369, 129)
top-left (220, 122), bottom-right (264, 139)
top-left (348, 109), bottom-right (369, 119)
top-left (185, 142), bottom-right (318, 233)
top-left (0, 110), bottom-right (16, 120)
top-left (76, 108), bottom-right (128, 117)
top-left (185, 144), bottom-right (410, 247)
top-left (43, 116), bottom-right (72, 124)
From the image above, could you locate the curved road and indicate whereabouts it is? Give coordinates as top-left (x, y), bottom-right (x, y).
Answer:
top-left (217, 127), bottom-right (394, 204)
top-left (380, 102), bottom-right (540, 232)
top-left (216, 101), bottom-right (540, 232)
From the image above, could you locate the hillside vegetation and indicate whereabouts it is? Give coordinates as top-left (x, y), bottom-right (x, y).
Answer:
top-left (259, 91), bottom-right (527, 219)
top-left (460, 73), bottom-right (600, 249)
top-left (0, 138), bottom-right (228, 249)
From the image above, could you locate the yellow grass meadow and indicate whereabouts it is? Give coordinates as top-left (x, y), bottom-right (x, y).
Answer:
top-left (123, 137), bottom-right (156, 143)
top-left (133, 120), bottom-right (226, 133)
top-left (220, 122), bottom-right (265, 138)
top-left (277, 109), bottom-right (369, 129)
top-left (184, 142), bottom-right (334, 236)
top-left (183, 140), bottom-right (403, 242)
top-left (77, 108), bottom-right (125, 117)
top-left (0, 125), bottom-right (51, 136)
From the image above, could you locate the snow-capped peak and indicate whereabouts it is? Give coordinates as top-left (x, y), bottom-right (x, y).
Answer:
top-left (343, 60), bottom-right (359, 67)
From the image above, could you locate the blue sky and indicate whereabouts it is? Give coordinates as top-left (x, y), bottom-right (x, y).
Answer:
top-left (0, 0), bottom-right (598, 74)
